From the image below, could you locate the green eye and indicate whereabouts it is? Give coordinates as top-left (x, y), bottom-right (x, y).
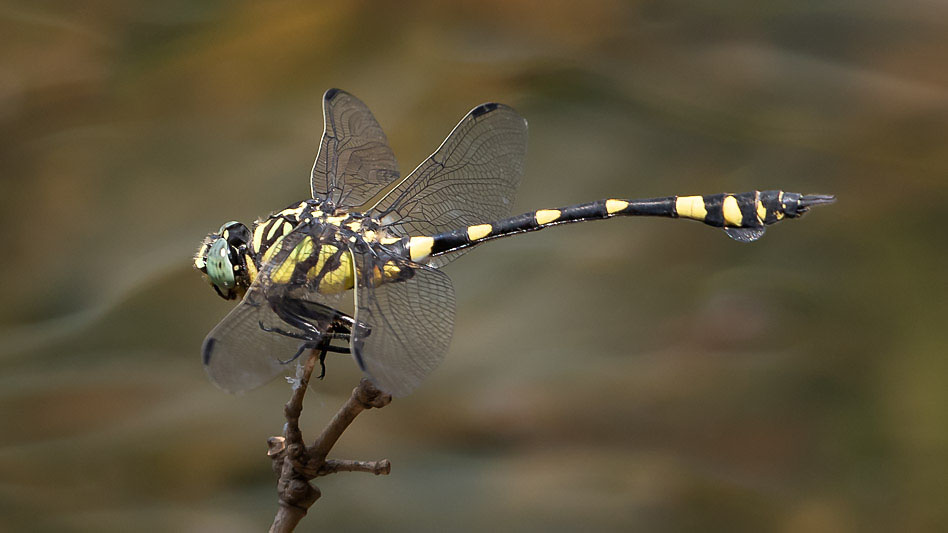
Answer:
top-left (207, 238), bottom-right (236, 289)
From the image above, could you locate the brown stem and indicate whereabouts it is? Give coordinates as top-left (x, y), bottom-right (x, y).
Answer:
top-left (269, 351), bottom-right (321, 533)
top-left (268, 352), bottom-right (393, 533)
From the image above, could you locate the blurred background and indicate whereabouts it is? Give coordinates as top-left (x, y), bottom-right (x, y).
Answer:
top-left (1, 1), bottom-right (946, 531)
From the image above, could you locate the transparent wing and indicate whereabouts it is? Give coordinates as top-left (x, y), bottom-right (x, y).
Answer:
top-left (202, 227), bottom-right (349, 393)
top-left (369, 103), bottom-right (528, 267)
top-left (350, 250), bottom-right (456, 397)
top-left (202, 286), bottom-right (316, 393)
top-left (310, 89), bottom-right (400, 208)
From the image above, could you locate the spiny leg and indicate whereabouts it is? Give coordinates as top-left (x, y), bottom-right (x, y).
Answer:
top-left (283, 300), bottom-right (373, 340)
top-left (275, 319), bottom-right (358, 378)
top-left (275, 334), bottom-right (334, 378)
top-left (316, 345), bottom-right (328, 379)
top-left (260, 322), bottom-right (318, 341)
top-left (261, 303), bottom-right (370, 378)
top-left (332, 312), bottom-right (372, 339)
top-left (274, 328), bottom-right (351, 366)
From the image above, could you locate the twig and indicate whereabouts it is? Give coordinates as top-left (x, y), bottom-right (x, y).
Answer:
top-left (315, 458), bottom-right (392, 476)
top-left (268, 349), bottom-right (393, 533)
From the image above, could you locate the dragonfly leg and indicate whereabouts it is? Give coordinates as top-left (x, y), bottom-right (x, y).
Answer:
top-left (323, 323), bottom-right (353, 356)
top-left (332, 313), bottom-right (372, 338)
top-left (319, 321), bottom-right (353, 355)
top-left (316, 346), bottom-right (328, 379)
top-left (259, 321), bottom-right (318, 341)
top-left (277, 335), bottom-right (336, 381)
top-left (280, 340), bottom-right (323, 365)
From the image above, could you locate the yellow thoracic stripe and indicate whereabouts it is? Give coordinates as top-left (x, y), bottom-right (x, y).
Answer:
top-left (535, 209), bottom-right (560, 225)
top-left (271, 236), bottom-right (314, 284)
top-left (278, 203), bottom-right (306, 218)
top-left (756, 197), bottom-right (767, 223)
top-left (261, 234), bottom-right (285, 264)
top-left (467, 224), bottom-right (492, 241)
top-left (252, 222), bottom-right (267, 253)
top-left (245, 254), bottom-right (257, 283)
top-left (307, 245), bottom-right (337, 281)
top-left (266, 219), bottom-right (282, 240)
top-left (722, 195), bottom-right (743, 226)
top-left (318, 248), bottom-right (354, 294)
top-left (676, 195), bottom-right (707, 221)
top-left (605, 199), bottom-right (628, 215)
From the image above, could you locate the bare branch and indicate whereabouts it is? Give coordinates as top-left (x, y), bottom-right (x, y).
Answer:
top-left (268, 351), bottom-right (393, 533)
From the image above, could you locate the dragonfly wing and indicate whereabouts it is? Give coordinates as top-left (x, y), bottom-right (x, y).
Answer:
top-left (369, 103), bottom-right (528, 267)
top-left (202, 285), bottom-right (317, 393)
top-left (350, 252), bottom-right (456, 397)
top-left (311, 89), bottom-right (400, 208)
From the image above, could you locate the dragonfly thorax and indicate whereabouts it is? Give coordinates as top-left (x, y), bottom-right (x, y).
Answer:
top-left (260, 211), bottom-right (408, 298)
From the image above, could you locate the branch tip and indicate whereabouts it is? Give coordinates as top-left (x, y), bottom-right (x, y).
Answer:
top-left (355, 378), bottom-right (393, 409)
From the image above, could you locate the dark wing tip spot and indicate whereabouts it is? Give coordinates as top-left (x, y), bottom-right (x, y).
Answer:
top-left (324, 88), bottom-right (341, 100)
top-left (471, 102), bottom-right (500, 117)
top-left (352, 342), bottom-right (367, 372)
top-left (202, 337), bottom-right (216, 365)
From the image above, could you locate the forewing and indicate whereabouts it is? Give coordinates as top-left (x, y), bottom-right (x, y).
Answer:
top-left (311, 89), bottom-right (400, 208)
top-left (350, 252), bottom-right (456, 397)
top-left (369, 103), bottom-right (528, 267)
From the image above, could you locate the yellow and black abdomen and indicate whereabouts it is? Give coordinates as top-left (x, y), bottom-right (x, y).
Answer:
top-left (674, 190), bottom-right (806, 227)
top-left (403, 189), bottom-right (835, 261)
top-left (672, 190), bottom-right (835, 241)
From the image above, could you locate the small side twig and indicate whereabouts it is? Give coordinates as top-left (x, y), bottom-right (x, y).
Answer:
top-left (268, 349), bottom-right (393, 533)
top-left (316, 458), bottom-right (391, 477)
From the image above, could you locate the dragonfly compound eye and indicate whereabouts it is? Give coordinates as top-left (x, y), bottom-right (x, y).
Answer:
top-left (196, 221), bottom-right (251, 300)
top-left (207, 238), bottom-right (236, 291)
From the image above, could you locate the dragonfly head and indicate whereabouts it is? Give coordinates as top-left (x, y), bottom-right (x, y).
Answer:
top-left (195, 221), bottom-right (252, 300)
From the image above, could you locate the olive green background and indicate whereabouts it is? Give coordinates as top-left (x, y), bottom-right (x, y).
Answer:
top-left (1, 1), bottom-right (945, 531)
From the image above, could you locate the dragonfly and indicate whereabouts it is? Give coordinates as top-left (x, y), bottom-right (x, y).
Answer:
top-left (195, 89), bottom-right (834, 397)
